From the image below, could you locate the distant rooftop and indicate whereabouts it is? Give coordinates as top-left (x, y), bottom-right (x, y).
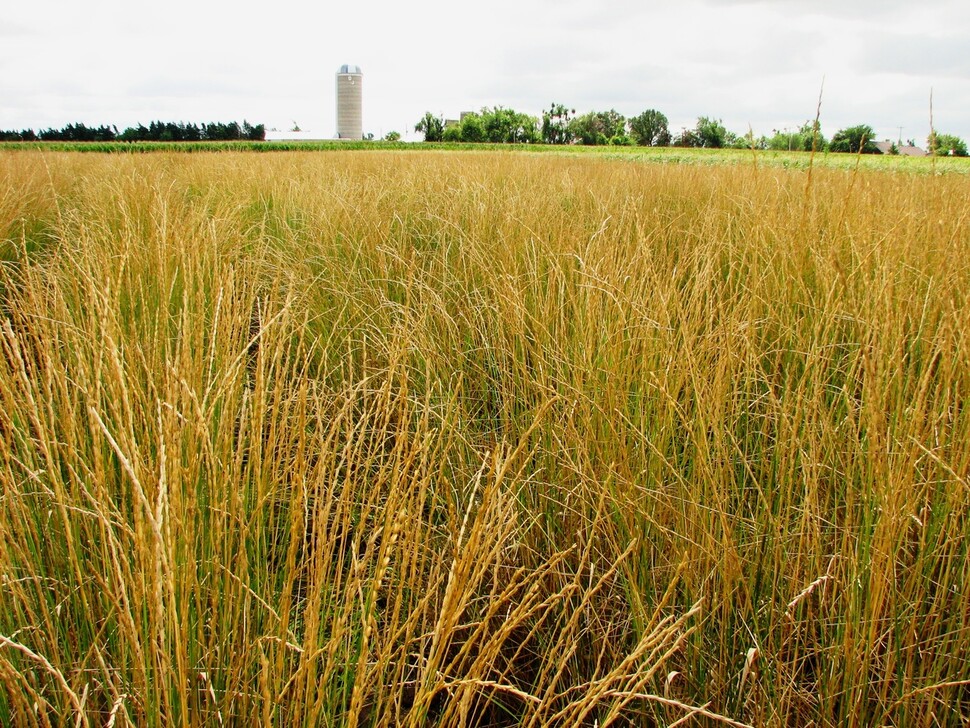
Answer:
top-left (338, 64), bottom-right (362, 75)
top-left (873, 140), bottom-right (927, 157)
top-left (265, 130), bottom-right (335, 142)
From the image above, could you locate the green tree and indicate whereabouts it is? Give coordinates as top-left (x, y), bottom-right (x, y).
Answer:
top-left (510, 110), bottom-right (540, 143)
top-left (442, 124), bottom-right (462, 143)
top-left (767, 128), bottom-right (799, 152)
top-left (0, 128), bottom-right (36, 141)
top-left (728, 129), bottom-right (763, 149)
top-left (695, 116), bottom-right (727, 148)
top-left (595, 109), bottom-right (627, 140)
top-left (673, 128), bottom-right (701, 148)
top-left (829, 125), bottom-right (879, 154)
top-left (481, 107), bottom-right (516, 143)
top-left (384, 131), bottom-right (401, 142)
top-left (414, 112), bottom-right (444, 142)
top-left (768, 120), bottom-right (827, 152)
top-left (477, 107), bottom-right (539, 143)
top-left (569, 114), bottom-right (604, 145)
top-left (541, 103), bottom-right (575, 144)
top-left (928, 132), bottom-right (968, 157)
top-left (459, 113), bottom-right (486, 143)
top-left (569, 110), bottom-right (626, 146)
top-left (119, 124), bottom-right (148, 141)
top-left (799, 120), bottom-right (826, 152)
top-left (629, 109), bottom-right (670, 146)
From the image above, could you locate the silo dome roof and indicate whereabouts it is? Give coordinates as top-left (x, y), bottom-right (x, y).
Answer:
top-left (338, 64), bottom-right (362, 74)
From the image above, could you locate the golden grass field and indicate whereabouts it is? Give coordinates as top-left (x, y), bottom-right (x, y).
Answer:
top-left (1, 149), bottom-right (969, 726)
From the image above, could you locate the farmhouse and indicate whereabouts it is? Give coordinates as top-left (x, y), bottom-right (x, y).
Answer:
top-left (264, 130), bottom-right (335, 141)
top-left (873, 140), bottom-right (927, 156)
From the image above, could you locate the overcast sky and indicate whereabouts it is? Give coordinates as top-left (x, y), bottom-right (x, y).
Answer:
top-left (3, 0), bottom-right (968, 145)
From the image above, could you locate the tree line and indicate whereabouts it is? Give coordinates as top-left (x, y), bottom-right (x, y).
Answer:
top-left (0, 120), bottom-right (266, 142)
top-left (414, 104), bottom-right (968, 156)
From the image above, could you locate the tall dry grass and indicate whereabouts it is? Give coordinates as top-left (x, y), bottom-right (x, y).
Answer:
top-left (0, 149), bottom-right (968, 726)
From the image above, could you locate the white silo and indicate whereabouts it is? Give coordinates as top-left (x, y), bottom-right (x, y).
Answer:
top-left (336, 64), bottom-right (363, 140)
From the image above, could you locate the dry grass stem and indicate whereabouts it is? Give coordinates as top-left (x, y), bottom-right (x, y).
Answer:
top-left (1, 148), bottom-right (968, 726)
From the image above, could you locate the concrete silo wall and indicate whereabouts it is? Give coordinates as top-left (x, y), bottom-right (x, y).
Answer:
top-left (336, 70), bottom-right (363, 140)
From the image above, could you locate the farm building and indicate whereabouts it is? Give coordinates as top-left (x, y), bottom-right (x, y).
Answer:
top-left (336, 64), bottom-right (363, 141)
top-left (873, 141), bottom-right (927, 156)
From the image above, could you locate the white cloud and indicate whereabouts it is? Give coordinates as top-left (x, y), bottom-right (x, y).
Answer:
top-left (2, 0), bottom-right (968, 143)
